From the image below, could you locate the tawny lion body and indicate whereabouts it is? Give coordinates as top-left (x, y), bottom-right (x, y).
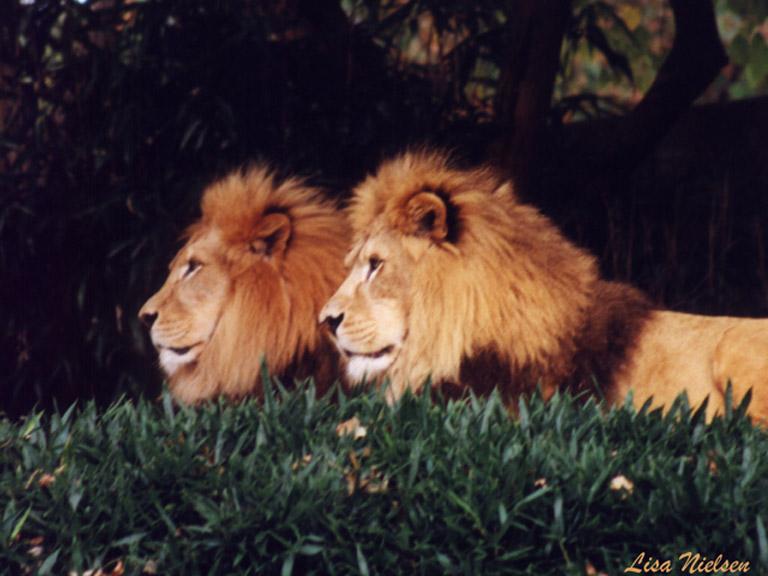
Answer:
top-left (140, 166), bottom-right (349, 404)
top-left (320, 150), bottom-right (768, 422)
top-left (610, 311), bottom-right (768, 418)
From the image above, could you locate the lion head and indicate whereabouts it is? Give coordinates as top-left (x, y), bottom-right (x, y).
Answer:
top-left (140, 166), bottom-right (349, 404)
top-left (320, 150), bottom-right (603, 402)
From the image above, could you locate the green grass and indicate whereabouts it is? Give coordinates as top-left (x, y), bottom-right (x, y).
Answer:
top-left (1, 382), bottom-right (767, 575)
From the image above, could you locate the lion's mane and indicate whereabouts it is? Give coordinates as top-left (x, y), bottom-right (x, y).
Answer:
top-left (347, 150), bottom-right (652, 401)
top-left (162, 167), bottom-right (348, 402)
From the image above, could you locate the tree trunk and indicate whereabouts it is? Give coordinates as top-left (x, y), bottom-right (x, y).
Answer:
top-left (494, 0), bottom-right (570, 196)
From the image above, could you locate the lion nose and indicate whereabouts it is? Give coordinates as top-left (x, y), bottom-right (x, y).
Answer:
top-left (322, 312), bottom-right (344, 336)
top-left (140, 311), bottom-right (158, 329)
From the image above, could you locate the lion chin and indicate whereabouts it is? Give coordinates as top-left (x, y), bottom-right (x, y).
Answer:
top-left (140, 165), bottom-right (349, 405)
top-left (156, 343), bottom-right (206, 376)
top-left (320, 149), bottom-right (768, 423)
top-left (342, 346), bottom-right (399, 383)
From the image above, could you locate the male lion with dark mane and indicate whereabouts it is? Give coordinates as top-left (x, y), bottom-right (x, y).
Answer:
top-left (320, 150), bottom-right (768, 421)
top-left (140, 166), bottom-right (348, 404)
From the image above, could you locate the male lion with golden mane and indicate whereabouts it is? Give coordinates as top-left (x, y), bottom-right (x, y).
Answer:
top-left (320, 150), bottom-right (768, 421)
top-left (140, 166), bottom-right (349, 404)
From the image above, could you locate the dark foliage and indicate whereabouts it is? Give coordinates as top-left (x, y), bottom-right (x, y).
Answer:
top-left (1, 387), bottom-right (766, 575)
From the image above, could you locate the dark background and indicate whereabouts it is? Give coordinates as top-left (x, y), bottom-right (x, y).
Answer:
top-left (1, 0), bottom-right (767, 416)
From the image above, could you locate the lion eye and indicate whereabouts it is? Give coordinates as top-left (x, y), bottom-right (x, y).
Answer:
top-left (183, 259), bottom-right (202, 278)
top-left (366, 256), bottom-right (383, 279)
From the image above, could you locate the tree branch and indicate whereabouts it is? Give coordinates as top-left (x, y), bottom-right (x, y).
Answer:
top-left (494, 0), bottom-right (728, 201)
top-left (601, 0), bottom-right (728, 170)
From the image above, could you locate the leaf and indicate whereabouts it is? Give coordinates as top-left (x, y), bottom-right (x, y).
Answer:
top-left (192, 497), bottom-right (221, 525)
top-left (518, 398), bottom-right (530, 433)
top-left (745, 35), bottom-right (768, 88)
top-left (38, 548), bottom-right (60, 575)
top-left (690, 396), bottom-right (709, 428)
top-left (498, 502), bottom-right (508, 526)
top-left (480, 394), bottom-right (495, 435)
top-left (724, 381), bottom-right (735, 419)
top-left (757, 515), bottom-right (768, 566)
top-left (20, 413), bottom-right (43, 439)
top-left (587, 466), bottom-right (613, 503)
top-left (281, 553), bottom-right (295, 576)
top-left (553, 494), bottom-right (564, 536)
top-left (113, 532), bottom-right (147, 547)
top-left (298, 544), bottom-right (324, 556)
top-left (735, 388), bottom-right (753, 421)
top-left (356, 544), bottom-right (370, 576)
top-left (616, 5), bottom-right (642, 31)
top-left (436, 552), bottom-right (452, 569)
top-left (10, 506), bottom-right (31, 543)
top-left (513, 486), bottom-right (551, 512)
top-left (179, 118), bottom-right (202, 151)
top-left (498, 546), bottom-right (535, 561)
top-left (162, 392), bottom-right (175, 425)
top-left (585, 23), bottom-right (633, 81)
top-left (407, 442), bottom-right (422, 488)
top-left (152, 500), bottom-right (177, 534)
top-left (446, 491), bottom-right (483, 533)
top-left (69, 480), bottom-right (84, 512)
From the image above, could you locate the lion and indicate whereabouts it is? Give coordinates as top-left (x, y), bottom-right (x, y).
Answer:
top-left (319, 150), bottom-right (768, 422)
top-left (139, 166), bottom-right (349, 404)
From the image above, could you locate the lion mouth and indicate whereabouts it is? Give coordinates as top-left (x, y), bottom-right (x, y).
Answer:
top-left (159, 343), bottom-right (202, 356)
top-left (343, 345), bottom-right (395, 359)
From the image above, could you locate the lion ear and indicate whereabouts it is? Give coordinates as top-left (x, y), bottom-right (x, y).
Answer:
top-left (405, 192), bottom-right (448, 241)
top-left (250, 212), bottom-right (291, 258)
